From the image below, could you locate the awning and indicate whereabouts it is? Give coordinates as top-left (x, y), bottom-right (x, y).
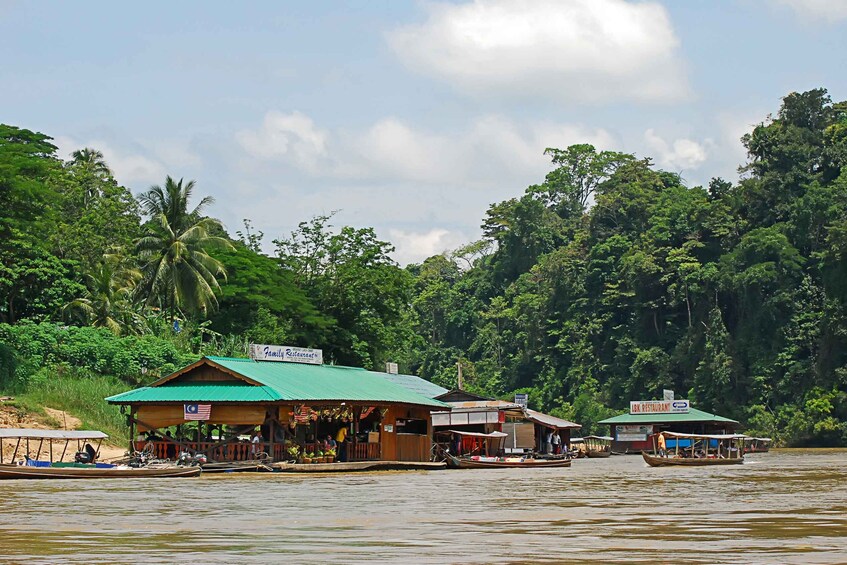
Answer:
top-left (523, 409), bottom-right (581, 429)
top-left (446, 430), bottom-right (508, 438)
top-left (661, 431), bottom-right (747, 440)
top-left (0, 429), bottom-right (109, 440)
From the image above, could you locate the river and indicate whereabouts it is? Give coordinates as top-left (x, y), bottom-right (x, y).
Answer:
top-left (0, 449), bottom-right (845, 564)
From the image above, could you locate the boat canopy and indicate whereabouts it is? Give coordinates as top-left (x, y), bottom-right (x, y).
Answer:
top-left (660, 431), bottom-right (747, 440)
top-left (583, 435), bottom-right (614, 441)
top-left (523, 409), bottom-right (581, 430)
top-left (446, 430), bottom-right (508, 438)
top-left (748, 437), bottom-right (772, 442)
top-left (0, 429), bottom-right (109, 440)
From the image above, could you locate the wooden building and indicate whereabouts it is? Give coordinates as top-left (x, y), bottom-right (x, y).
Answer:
top-left (106, 356), bottom-right (449, 463)
top-left (430, 390), bottom-right (580, 455)
top-left (599, 407), bottom-right (739, 454)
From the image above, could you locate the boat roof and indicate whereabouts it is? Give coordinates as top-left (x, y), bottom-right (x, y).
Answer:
top-left (748, 437), bottom-right (772, 442)
top-left (524, 409), bottom-right (581, 429)
top-left (661, 431), bottom-right (747, 440)
top-left (446, 430), bottom-right (508, 438)
top-left (0, 428), bottom-right (108, 440)
top-left (584, 435), bottom-right (614, 441)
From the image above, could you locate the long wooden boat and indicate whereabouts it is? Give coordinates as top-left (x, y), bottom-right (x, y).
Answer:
top-left (201, 461), bottom-right (273, 473)
top-left (447, 454), bottom-right (571, 469)
top-left (586, 449), bottom-right (612, 458)
top-left (642, 452), bottom-right (744, 467)
top-left (0, 464), bottom-right (202, 479)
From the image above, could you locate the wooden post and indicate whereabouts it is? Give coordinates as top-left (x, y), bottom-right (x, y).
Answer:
top-left (12, 438), bottom-right (20, 461)
top-left (268, 407), bottom-right (276, 463)
top-left (60, 440), bottom-right (69, 462)
top-left (128, 406), bottom-right (136, 454)
top-left (49, 439), bottom-right (53, 463)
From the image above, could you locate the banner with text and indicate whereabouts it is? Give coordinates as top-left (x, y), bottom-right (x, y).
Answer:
top-left (249, 344), bottom-right (323, 365)
top-left (629, 400), bottom-right (690, 414)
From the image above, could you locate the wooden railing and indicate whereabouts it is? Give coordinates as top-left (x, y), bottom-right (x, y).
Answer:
top-left (136, 441), bottom-right (381, 462)
top-left (135, 441), bottom-right (280, 462)
top-left (351, 442), bottom-right (380, 461)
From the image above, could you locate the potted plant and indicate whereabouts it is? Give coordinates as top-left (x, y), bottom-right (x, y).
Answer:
top-left (326, 448), bottom-right (336, 463)
top-left (302, 451), bottom-right (313, 464)
top-left (287, 445), bottom-right (300, 463)
top-left (315, 450), bottom-right (325, 463)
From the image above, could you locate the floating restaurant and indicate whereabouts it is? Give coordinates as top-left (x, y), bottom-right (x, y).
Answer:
top-left (599, 399), bottom-right (739, 454)
top-left (106, 351), bottom-right (449, 465)
top-left (430, 389), bottom-right (581, 456)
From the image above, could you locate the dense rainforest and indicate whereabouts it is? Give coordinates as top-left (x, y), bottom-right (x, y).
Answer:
top-left (1, 88), bottom-right (846, 446)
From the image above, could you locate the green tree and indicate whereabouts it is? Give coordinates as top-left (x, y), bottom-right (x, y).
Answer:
top-left (136, 176), bottom-right (232, 318)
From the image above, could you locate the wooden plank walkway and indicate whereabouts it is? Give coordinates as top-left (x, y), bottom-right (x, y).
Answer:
top-left (272, 460), bottom-right (447, 473)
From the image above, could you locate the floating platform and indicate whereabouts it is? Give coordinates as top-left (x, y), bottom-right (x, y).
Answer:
top-left (272, 460), bottom-right (447, 473)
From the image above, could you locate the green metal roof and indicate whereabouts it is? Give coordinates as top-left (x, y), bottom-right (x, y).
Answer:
top-left (106, 356), bottom-right (449, 408)
top-left (379, 372), bottom-right (448, 399)
top-left (598, 407), bottom-right (738, 425)
top-left (106, 382), bottom-right (281, 403)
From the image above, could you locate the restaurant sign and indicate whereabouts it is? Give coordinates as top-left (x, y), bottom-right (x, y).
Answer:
top-left (249, 344), bottom-right (323, 365)
top-left (629, 399), bottom-right (689, 414)
top-left (616, 424), bottom-right (653, 442)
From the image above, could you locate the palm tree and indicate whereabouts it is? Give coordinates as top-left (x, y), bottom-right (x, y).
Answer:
top-left (136, 176), bottom-right (232, 319)
top-left (63, 253), bottom-right (144, 335)
top-left (70, 147), bottom-right (112, 204)
top-left (71, 147), bottom-right (112, 178)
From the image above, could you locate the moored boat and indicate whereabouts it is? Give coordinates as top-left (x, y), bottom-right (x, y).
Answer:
top-left (745, 437), bottom-right (772, 453)
top-left (0, 463), bottom-right (201, 479)
top-left (446, 453), bottom-right (571, 469)
top-left (584, 435), bottom-right (613, 458)
top-left (643, 431), bottom-right (747, 467)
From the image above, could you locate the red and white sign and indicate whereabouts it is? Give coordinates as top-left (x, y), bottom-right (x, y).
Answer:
top-left (629, 400), bottom-right (690, 414)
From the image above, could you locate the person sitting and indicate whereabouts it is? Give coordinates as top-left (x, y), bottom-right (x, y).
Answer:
top-left (75, 443), bottom-right (97, 464)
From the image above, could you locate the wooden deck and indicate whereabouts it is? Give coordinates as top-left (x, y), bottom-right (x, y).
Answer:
top-left (273, 460), bottom-right (446, 473)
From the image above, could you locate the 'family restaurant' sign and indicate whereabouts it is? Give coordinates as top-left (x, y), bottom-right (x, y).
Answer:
top-left (249, 344), bottom-right (323, 365)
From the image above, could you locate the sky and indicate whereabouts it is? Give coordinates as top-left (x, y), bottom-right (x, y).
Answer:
top-left (2, 0), bottom-right (846, 264)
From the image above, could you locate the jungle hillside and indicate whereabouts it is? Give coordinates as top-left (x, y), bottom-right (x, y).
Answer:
top-left (1, 88), bottom-right (846, 446)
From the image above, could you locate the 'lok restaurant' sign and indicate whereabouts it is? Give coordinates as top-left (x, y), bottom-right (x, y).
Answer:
top-left (629, 399), bottom-right (690, 414)
top-left (249, 344), bottom-right (323, 365)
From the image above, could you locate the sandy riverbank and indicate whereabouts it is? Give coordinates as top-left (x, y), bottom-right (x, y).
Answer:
top-left (0, 402), bottom-right (127, 463)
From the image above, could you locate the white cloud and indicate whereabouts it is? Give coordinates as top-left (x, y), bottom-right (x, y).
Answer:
top-left (773, 0), bottom-right (847, 21)
top-left (236, 110), bottom-right (328, 171)
top-left (644, 129), bottom-right (709, 171)
top-left (53, 135), bottom-right (166, 186)
top-left (387, 228), bottom-right (470, 265)
top-left (387, 0), bottom-right (688, 103)
top-left (236, 110), bottom-right (614, 188)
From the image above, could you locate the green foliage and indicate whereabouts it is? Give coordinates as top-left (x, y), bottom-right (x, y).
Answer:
top-left (136, 176), bottom-right (233, 318)
top-left (0, 321), bottom-right (197, 387)
top-left (407, 88), bottom-right (847, 446)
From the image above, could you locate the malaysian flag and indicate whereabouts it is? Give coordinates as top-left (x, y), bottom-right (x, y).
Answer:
top-left (184, 403), bottom-right (211, 421)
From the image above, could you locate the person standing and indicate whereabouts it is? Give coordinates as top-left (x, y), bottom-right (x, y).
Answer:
top-left (545, 429), bottom-right (553, 454)
top-left (657, 432), bottom-right (666, 457)
top-left (552, 431), bottom-right (561, 455)
top-left (336, 425), bottom-right (348, 462)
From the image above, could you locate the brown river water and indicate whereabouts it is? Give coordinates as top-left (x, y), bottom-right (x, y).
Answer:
top-left (0, 449), bottom-right (845, 564)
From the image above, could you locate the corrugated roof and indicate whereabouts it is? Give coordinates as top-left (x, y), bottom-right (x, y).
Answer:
top-left (107, 382), bottom-right (281, 403)
top-left (380, 372), bottom-right (448, 398)
top-left (107, 357), bottom-right (449, 408)
top-left (0, 429), bottom-right (109, 440)
top-left (446, 400), bottom-right (521, 409)
top-left (524, 408), bottom-right (581, 429)
top-left (598, 407), bottom-right (738, 425)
